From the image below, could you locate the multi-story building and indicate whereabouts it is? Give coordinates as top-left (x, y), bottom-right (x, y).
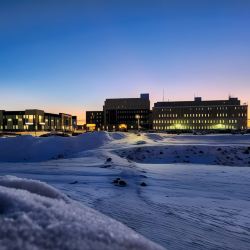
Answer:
top-left (59, 113), bottom-right (73, 131)
top-left (152, 97), bottom-right (248, 131)
top-left (86, 111), bottom-right (104, 131)
top-left (0, 109), bottom-right (74, 132)
top-left (72, 116), bottom-right (77, 131)
top-left (103, 93), bottom-right (151, 131)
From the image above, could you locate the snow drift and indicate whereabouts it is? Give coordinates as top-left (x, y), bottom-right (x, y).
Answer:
top-left (144, 133), bottom-right (165, 141)
top-left (0, 176), bottom-right (164, 250)
top-left (108, 132), bottom-right (127, 140)
top-left (116, 145), bottom-right (250, 166)
top-left (0, 132), bottom-right (111, 162)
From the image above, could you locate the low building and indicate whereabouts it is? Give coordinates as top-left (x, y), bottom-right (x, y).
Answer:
top-left (0, 109), bottom-right (74, 132)
top-left (103, 93), bottom-right (151, 131)
top-left (86, 111), bottom-right (104, 131)
top-left (152, 97), bottom-right (248, 131)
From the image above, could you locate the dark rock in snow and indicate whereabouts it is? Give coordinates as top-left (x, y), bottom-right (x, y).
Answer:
top-left (112, 178), bottom-right (126, 186)
top-left (106, 157), bottom-right (112, 162)
top-left (243, 149), bottom-right (250, 154)
top-left (112, 178), bottom-right (121, 184)
top-left (128, 155), bottom-right (134, 160)
top-left (118, 180), bottom-right (127, 186)
top-left (135, 140), bottom-right (146, 145)
top-left (57, 154), bottom-right (64, 159)
top-left (140, 182), bottom-right (147, 187)
top-left (101, 165), bottom-right (111, 168)
top-left (69, 181), bottom-right (78, 184)
top-left (113, 179), bottom-right (119, 184)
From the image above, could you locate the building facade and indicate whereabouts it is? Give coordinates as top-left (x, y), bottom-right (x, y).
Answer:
top-left (72, 116), bottom-right (77, 131)
top-left (86, 111), bottom-right (104, 131)
top-left (152, 97), bottom-right (248, 131)
top-left (0, 109), bottom-right (74, 132)
top-left (103, 93), bottom-right (151, 131)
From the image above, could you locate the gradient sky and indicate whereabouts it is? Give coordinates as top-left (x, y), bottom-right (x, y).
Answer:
top-left (0, 0), bottom-right (249, 124)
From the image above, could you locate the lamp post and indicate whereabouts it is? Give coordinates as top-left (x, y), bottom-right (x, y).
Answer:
top-left (135, 114), bottom-right (140, 132)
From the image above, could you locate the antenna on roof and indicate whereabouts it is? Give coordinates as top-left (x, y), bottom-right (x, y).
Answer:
top-left (162, 88), bottom-right (165, 102)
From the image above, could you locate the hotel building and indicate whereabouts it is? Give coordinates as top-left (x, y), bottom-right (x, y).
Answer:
top-left (103, 93), bottom-right (151, 131)
top-left (153, 97), bottom-right (248, 131)
top-left (0, 109), bottom-right (74, 132)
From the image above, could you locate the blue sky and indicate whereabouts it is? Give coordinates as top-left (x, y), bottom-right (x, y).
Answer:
top-left (0, 0), bottom-right (249, 123)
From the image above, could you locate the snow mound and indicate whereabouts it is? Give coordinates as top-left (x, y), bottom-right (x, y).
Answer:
top-left (145, 134), bottom-right (164, 141)
top-left (0, 175), bottom-right (68, 201)
top-left (0, 176), bottom-right (164, 250)
top-left (115, 145), bottom-right (250, 166)
top-left (108, 132), bottom-right (127, 140)
top-left (0, 132), bottom-right (111, 162)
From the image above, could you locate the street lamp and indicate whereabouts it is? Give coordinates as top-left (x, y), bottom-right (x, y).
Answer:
top-left (135, 114), bottom-right (140, 132)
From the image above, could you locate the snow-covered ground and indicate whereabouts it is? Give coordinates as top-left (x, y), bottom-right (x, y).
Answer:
top-left (0, 175), bottom-right (163, 250)
top-left (0, 132), bottom-right (250, 249)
